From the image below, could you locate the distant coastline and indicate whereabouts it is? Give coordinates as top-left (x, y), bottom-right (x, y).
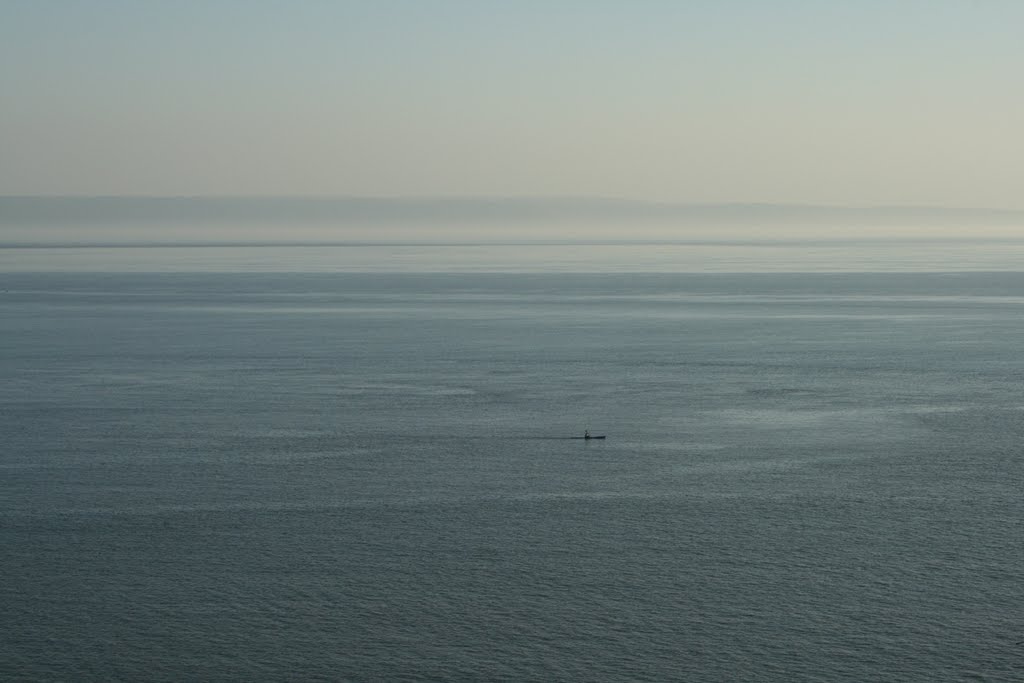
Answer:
top-left (3, 196), bottom-right (1024, 244)
top-left (5, 195), bottom-right (1024, 223)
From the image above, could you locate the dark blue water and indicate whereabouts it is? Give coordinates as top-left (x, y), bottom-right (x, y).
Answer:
top-left (3, 244), bottom-right (1024, 681)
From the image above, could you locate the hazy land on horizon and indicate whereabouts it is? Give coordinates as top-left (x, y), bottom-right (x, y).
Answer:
top-left (3, 196), bottom-right (1024, 245)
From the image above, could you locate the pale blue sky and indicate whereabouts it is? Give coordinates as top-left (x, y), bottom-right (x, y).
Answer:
top-left (2, 1), bottom-right (1023, 207)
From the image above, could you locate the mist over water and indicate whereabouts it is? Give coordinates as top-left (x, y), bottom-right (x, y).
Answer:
top-left (5, 196), bottom-right (1024, 244)
top-left (8, 239), bottom-right (1024, 274)
top-left (3, 239), bottom-right (1024, 681)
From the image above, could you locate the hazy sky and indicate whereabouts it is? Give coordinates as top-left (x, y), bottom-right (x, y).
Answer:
top-left (3, 1), bottom-right (1023, 207)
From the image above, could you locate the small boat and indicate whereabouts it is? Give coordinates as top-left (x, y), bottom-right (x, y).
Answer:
top-left (571, 431), bottom-right (606, 440)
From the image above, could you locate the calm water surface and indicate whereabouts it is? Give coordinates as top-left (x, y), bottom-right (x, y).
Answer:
top-left (2, 242), bottom-right (1023, 681)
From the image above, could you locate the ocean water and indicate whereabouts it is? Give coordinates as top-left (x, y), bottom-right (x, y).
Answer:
top-left (2, 241), bottom-right (1024, 681)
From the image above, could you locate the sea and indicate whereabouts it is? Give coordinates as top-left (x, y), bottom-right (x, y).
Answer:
top-left (2, 239), bottom-right (1023, 681)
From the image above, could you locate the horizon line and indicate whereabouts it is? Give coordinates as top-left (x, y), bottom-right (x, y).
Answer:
top-left (3, 195), bottom-right (1024, 214)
